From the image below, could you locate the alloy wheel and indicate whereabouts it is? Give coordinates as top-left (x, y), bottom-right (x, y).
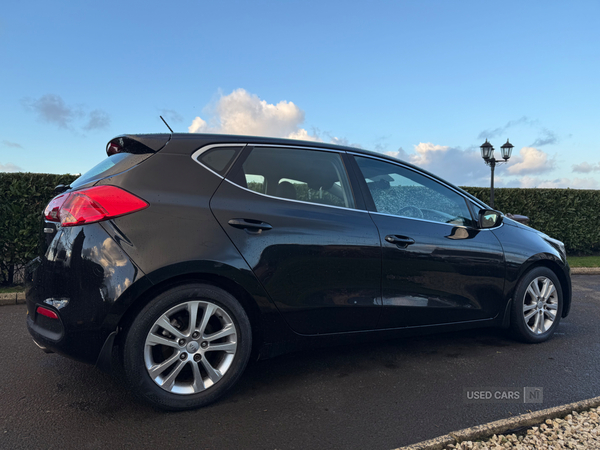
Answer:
top-left (143, 301), bottom-right (238, 395)
top-left (522, 276), bottom-right (559, 335)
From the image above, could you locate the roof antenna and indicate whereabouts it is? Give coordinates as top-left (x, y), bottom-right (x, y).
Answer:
top-left (160, 115), bottom-right (174, 133)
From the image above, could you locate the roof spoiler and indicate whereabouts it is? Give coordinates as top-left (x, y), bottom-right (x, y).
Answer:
top-left (106, 134), bottom-right (171, 156)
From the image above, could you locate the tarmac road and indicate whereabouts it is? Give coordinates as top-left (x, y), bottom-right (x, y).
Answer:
top-left (1, 275), bottom-right (599, 450)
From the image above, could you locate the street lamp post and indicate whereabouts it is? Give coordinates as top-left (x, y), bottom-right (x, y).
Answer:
top-left (480, 139), bottom-right (514, 208)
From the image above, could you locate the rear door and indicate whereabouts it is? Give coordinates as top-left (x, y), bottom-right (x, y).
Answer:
top-left (210, 145), bottom-right (382, 335)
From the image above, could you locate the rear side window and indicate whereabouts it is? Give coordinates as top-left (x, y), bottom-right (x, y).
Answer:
top-left (230, 147), bottom-right (355, 209)
top-left (195, 146), bottom-right (243, 176)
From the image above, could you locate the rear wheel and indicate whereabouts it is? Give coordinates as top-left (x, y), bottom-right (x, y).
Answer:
top-left (509, 267), bottom-right (563, 343)
top-left (123, 284), bottom-right (251, 410)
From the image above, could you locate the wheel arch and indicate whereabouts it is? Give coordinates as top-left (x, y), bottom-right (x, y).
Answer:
top-left (528, 259), bottom-right (571, 318)
top-left (504, 256), bottom-right (571, 326)
top-left (109, 261), bottom-right (280, 365)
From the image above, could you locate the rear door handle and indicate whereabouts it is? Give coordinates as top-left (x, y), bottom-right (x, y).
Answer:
top-left (228, 218), bottom-right (273, 232)
top-left (385, 235), bottom-right (415, 247)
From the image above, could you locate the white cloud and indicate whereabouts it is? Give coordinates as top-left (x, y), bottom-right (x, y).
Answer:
top-left (0, 162), bottom-right (22, 172)
top-left (572, 162), bottom-right (600, 173)
top-left (382, 143), bottom-right (579, 189)
top-left (506, 147), bottom-right (555, 175)
top-left (189, 116), bottom-right (208, 133)
top-left (386, 142), bottom-right (489, 186)
top-left (410, 142), bottom-right (452, 166)
top-left (188, 89), bottom-right (319, 141)
top-left (385, 147), bottom-right (410, 161)
top-left (287, 128), bottom-right (320, 142)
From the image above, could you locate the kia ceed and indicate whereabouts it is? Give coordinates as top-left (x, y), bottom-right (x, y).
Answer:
top-left (26, 133), bottom-right (571, 410)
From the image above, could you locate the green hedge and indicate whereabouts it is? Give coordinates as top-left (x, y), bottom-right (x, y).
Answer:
top-left (462, 187), bottom-right (600, 255)
top-left (0, 173), bottom-right (78, 285)
top-left (1, 174), bottom-right (599, 286)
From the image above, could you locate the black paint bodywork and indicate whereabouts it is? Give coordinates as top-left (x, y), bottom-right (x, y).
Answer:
top-left (26, 133), bottom-right (572, 367)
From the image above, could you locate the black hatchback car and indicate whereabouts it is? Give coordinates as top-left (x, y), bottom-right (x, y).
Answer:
top-left (27, 133), bottom-right (571, 410)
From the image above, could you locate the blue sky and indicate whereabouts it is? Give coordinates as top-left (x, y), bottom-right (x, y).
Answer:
top-left (1, 0), bottom-right (599, 188)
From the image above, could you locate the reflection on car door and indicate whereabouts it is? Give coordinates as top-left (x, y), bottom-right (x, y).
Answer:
top-left (352, 155), bottom-right (506, 328)
top-left (210, 146), bottom-right (382, 335)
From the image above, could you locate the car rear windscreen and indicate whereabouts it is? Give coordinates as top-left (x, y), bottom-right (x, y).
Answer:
top-left (70, 138), bottom-right (157, 189)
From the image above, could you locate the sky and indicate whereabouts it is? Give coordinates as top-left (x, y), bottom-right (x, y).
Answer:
top-left (1, 0), bottom-right (599, 188)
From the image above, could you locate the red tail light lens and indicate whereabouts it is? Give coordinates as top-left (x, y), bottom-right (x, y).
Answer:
top-left (44, 186), bottom-right (148, 227)
top-left (106, 141), bottom-right (122, 156)
top-left (44, 193), bottom-right (69, 222)
top-left (37, 306), bottom-right (59, 319)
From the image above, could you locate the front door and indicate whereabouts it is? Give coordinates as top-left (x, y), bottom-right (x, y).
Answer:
top-left (352, 155), bottom-right (505, 328)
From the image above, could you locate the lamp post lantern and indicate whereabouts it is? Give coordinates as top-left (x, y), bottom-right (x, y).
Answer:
top-left (480, 139), bottom-right (513, 208)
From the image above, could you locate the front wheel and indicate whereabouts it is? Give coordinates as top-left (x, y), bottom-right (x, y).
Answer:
top-left (123, 284), bottom-right (252, 410)
top-left (509, 267), bottom-right (563, 343)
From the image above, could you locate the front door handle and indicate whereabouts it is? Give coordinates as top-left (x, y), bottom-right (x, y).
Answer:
top-left (228, 218), bottom-right (273, 232)
top-left (385, 235), bottom-right (415, 247)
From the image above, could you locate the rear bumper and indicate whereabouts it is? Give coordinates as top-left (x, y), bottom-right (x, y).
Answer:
top-left (25, 222), bottom-right (144, 364)
top-left (26, 315), bottom-right (106, 364)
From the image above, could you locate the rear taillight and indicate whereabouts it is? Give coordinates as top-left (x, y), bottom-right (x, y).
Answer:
top-left (44, 193), bottom-right (69, 221)
top-left (43, 186), bottom-right (148, 227)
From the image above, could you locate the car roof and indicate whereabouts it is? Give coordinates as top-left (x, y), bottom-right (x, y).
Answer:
top-left (118, 133), bottom-right (489, 209)
top-left (122, 132), bottom-right (402, 163)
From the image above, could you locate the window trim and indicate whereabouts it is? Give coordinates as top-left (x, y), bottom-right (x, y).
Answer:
top-left (240, 143), bottom-right (343, 154)
top-left (223, 178), bottom-right (368, 214)
top-left (369, 210), bottom-right (473, 229)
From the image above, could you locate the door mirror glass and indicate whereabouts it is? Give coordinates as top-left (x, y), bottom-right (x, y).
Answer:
top-left (478, 210), bottom-right (503, 229)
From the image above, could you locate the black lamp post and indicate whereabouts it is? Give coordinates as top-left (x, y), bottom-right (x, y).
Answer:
top-left (480, 139), bottom-right (514, 208)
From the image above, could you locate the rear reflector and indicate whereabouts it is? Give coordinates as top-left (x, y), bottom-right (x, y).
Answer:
top-left (44, 186), bottom-right (148, 227)
top-left (37, 306), bottom-right (59, 319)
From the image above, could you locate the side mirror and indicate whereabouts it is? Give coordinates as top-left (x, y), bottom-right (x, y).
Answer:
top-left (478, 209), bottom-right (503, 229)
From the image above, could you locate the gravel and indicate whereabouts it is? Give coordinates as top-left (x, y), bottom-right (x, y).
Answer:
top-left (444, 407), bottom-right (600, 450)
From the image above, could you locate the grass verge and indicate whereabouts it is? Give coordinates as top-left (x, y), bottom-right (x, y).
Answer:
top-left (567, 256), bottom-right (600, 268)
top-left (0, 285), bottom-right (24, 294)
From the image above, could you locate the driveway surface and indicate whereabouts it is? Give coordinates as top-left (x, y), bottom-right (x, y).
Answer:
top-left (1, 275), bottom-right (599, 450)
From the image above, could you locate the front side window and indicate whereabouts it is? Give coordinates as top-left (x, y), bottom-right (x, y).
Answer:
top-left (231, 147), bottom-right (355, 209)
top-left (355, 156), bottom-right (474, 226)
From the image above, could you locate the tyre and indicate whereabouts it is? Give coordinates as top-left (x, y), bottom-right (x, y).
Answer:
top-left (509, 267), bottom-right (563, 343)
top-left (123, 283), bottom-right (251, 410)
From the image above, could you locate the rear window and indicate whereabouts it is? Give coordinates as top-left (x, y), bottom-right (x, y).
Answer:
top-left (70, 153), bottom-right (152, 189)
